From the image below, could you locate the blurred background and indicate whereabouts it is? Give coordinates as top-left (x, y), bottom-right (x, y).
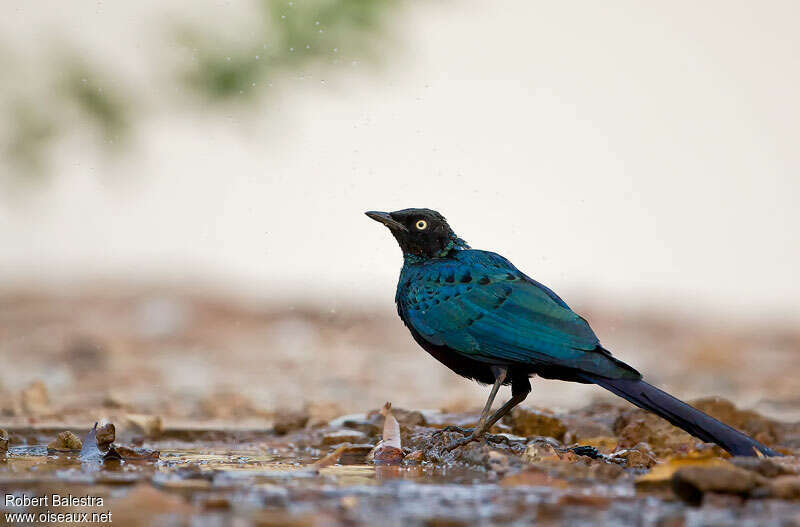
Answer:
top-left (0, 1), bottom-right (798, 426)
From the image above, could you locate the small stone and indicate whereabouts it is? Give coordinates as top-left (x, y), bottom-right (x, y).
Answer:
top-left (273, 408), bottom-right (309, 435)
top-left (522, 439), bottom-right (562, 463)
top-left (48, 431), bottom-right (83, 451)
top-left (611, 446), bottom-right (657, 469)
top-left (730, 456), bottom-right (799, 478)
top-left (321, 429), bottom-right (367, 446)
top-left (21, 380), bottom-right (50, 415)
top-left (96, 422), bottom-right (115, 448)
top-left (370, 444), bottom-right (403, 465)
top-left (405, 450), bottom-right (424, 463)
top-left (769, 476), bottom-right (800, 499)
top-left (505, 407), bottom-right (566, 440)
top-left (488, 450), bottom-right (511, 473)
top-left (671, 465), bottom-right (766, 505)
top-left (0, 429), bottom-right (8, 453)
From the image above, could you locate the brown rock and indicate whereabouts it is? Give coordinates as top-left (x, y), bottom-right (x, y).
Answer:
top-left (612, 446), bottom-right (658, 469)
top-left (769, 475), bottom-right (800, 499)
top-left (522, 440), bottom-right (562, 463)
top-left (0, 429), bottom-right (8, 453)
top-left (671, 465), bottom-right (766, 505)
top-left (321, 429), bottom-right (367, 446)
top-left (370, 444), bottom-right (404, 465)
top-left (96, 422), bottom-right (115, 448)
top-left (21, 380), bottom-right (50, 415)
top-left (615, 410), bottom-right (698, 456)
top-left (691, 397), bottom-right (780, 445)
top-left (48, 431), bottom-right (83, 451)
top-left (405, 450), bottom-right (424, 463)
top-left (731, 456), bottom-right (800, 478)
top-left (505, 407), bottom-right (566, 440)
top-left (273, 408), bottom-right (309, 435)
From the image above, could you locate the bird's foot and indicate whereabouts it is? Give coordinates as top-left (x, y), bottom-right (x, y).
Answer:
top-left (444, 433), bottom-right (481, 451)
top-left (443, 432), bottom-right (519, 452)
top-left (431, 425), bottom-right (474, 438)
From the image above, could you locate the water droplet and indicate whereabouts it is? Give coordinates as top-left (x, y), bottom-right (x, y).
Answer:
top-left (289, 47), bottom-right (294, 52)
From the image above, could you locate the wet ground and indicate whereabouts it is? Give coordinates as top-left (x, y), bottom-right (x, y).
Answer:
top-left (1, 290), bottom-right (799, 525)
top-left (2, 400), bottom-right (800, 526)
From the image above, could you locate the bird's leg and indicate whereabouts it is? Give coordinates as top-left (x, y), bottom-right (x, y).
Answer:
top-left (444, 374), bottom-right (531, 452)
top-left (442, 367), bottom-right (508, 450)
top-left (476, 366), bottom-right (507, 433)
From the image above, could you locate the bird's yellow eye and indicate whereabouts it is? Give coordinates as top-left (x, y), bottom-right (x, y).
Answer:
top-left (415, 220), bottom-right (428, 230)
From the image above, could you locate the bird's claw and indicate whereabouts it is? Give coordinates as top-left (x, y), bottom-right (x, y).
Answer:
top-left (444, 434), bottom-right (480, 451)
top-left (443, 432), bottom-right (522, 452)
top-left (432, 425), bottom-right (474, 437)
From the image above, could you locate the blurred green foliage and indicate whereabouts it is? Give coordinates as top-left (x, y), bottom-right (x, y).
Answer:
top-left (1, 0), bottom-right (401, 183)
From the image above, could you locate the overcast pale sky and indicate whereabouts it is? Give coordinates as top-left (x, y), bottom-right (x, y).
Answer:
top-left (1, 1), bottom-right (798, 321)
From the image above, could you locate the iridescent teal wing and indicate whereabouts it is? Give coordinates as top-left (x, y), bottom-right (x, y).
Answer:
top-left (397, 250), bottom-right (639, 379)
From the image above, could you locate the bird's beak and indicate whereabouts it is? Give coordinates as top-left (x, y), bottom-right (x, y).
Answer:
top-left (365, 211), bottom-right (408, 232)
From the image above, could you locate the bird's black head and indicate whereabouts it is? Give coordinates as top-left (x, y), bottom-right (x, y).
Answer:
top-left (365, 208), bottom-right (468, 260)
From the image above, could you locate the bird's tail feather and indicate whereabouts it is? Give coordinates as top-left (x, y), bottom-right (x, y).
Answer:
top-left (583, 376), bottom-right (779, 457)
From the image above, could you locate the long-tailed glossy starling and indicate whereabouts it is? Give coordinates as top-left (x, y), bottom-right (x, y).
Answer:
top-left (366, 208), bottom-right (777, 457)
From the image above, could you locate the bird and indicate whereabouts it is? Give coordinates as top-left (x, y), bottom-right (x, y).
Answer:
top-left (366, 208), bottom-right (778, 457)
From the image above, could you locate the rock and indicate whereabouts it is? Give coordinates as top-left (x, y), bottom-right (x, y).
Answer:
top-left (731, 456), bottom-right (800, 478)
top-left (522, 439), bottom-right (562, 463)
top-left (769, 476), bottom-right (800, 499)
top-left (671, 465), bottom-right (767, 505)
top-left (21, 380), bottom-right (50, 415)
top-left (119, 414), bottom-right (163, 440)
top-left (96, 422), bottom-right (115, 448)
top-left (615, 410), bottom-right (698, 456)
top-left (0, 429), bottom-right (8, 453)
top-left (691, 397), bottom-right (781, 445)
top-left (505, 407), bottom-right (566, 440)
top-left (321, 429), bottom-right (367, 446)
top-left (273, 408), bottom-right (309, 435)
top-left (370, 444), bottom-right (404, 465)
top-left (405, 450), bottom-right (424, 463)
top-left (590, 461), bottom-right (626, 480)
top-left (48, 431), bottom-right (83, 451)
top-left (611, 445), bottom-right (657, 469)
top-left (488, 450), bottom-right (511, 473)
top-left (572, 436), bottom-right (618, 454)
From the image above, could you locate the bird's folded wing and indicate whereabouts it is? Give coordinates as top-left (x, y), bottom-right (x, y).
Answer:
top-left (399, 253), bottom-right (635, 378)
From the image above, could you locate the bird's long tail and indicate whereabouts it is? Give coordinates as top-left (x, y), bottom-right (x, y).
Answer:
top-left (582, 376), bottom-right (779, 457)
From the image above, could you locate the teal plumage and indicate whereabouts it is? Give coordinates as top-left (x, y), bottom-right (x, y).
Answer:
top-left (396, 249), bottom-right (639, 380)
